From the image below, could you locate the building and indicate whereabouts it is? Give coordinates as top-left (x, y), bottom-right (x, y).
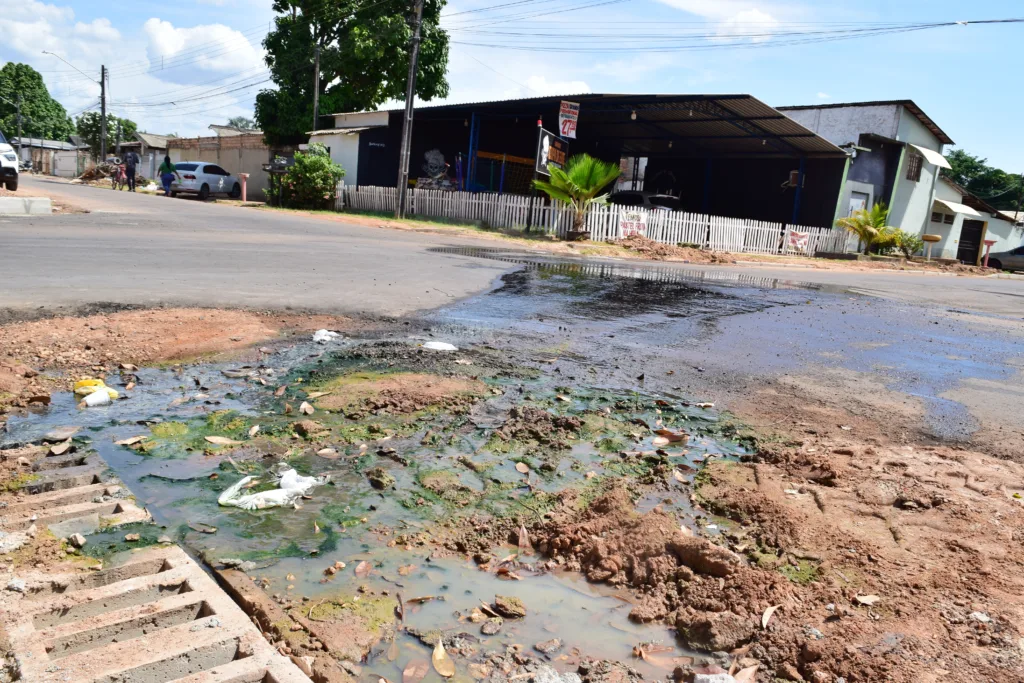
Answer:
top-left (317, 94), bottom-right (849, 229)
top-left (12, 137), bottom-right (90, 177)
top-left (166, 128), bottom-right (297, 197)
top-left (119, 132), bottom-right (171, 179)
top-left (930, 177), bottom-right (1022, 263)
top-left (777, 100), bottom-right (953, 234)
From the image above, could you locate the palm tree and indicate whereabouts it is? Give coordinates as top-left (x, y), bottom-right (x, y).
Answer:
top-left (836, 202), bottom-right (897, 254)
top-left (532, 154), bottom-right (621, 238)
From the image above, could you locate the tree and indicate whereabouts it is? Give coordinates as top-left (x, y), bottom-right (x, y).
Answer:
top-left (227, 116), bottom-right (255, 130)
top-left (945, 149), bottom-right (1023, 211)
top-left (255, 0), bottom-right (450, 145)
top-left (835, 202), bottom-right (897, 254)
top-left (0, 63), bottom-right (74, 141)
top-left (532, 154), bottom-right (621, 238)
top-left (75, 113), bottom-right (138, 158)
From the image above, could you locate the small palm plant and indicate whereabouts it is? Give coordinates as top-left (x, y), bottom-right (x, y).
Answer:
top-left (836, 202), bottom-right (897, 254)
top-left (532, 154), bottom-right (621, 238)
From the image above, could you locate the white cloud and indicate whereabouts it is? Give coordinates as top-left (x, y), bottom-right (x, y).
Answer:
top-left (655, 0), bottom-right (787, 42)
top-left (142, 19), bottom-right (265, 78)
top-left (817, 92), bottom-right (831, 99)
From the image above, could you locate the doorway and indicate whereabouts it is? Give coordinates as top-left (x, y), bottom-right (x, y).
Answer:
top-left (957, 220), bottom-right (985, 265)
top-left (849, 190), bottom-right (870, 215)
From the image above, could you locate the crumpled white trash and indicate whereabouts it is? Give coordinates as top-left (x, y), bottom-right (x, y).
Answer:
top-left (422, 341), bottom-right (458, 351)
top-left (218, 468), bottom-right (329, 510)
top-left (313, 329), bottom-right (340, 344)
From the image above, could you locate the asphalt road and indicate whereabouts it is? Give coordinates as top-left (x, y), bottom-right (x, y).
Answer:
top-left (2, 175), bottom-right (1023, 318)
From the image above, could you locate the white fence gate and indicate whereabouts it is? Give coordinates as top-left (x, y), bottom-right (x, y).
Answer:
top-left (338, 184), bottom-right (848, 257)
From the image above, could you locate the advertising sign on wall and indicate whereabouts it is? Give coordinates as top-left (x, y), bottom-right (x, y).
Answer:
top-left (558, 101), bottom-right (580, 139)
top-left (534, 128), bottom-right (568, 176)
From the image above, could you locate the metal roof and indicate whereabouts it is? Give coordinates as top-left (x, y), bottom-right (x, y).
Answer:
top-left (364, 93), bottom-right (847, 158)
top-left (135, 132), bottom-right (171, 149)
top-left (11, 137), bottom-right (84, 151)
top-left (776, 99), bottom-right (954, 145)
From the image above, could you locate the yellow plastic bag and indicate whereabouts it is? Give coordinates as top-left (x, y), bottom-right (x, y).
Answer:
top-left (73, 378), bottom-right (119, 400)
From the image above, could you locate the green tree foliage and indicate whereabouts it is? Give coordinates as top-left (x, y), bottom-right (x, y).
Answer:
top-left (532, 154), bottom-right (621, 235)
top-left (279, 142), bottom-right (345, 208)
top-left (227, 116), bottom-right (255, 130)
top-left (945, 149), bottom-right (1023, 211)
top-left (255, 0), bottom-right (450, 145)
top-left (892, 229), bottom-right (924, 258)
top-left (0, 63), bottom-right (74, 141)
top-left (835, 202), bottom-right (897, 254)
top-left (75, 113), bottom-right (138, 158)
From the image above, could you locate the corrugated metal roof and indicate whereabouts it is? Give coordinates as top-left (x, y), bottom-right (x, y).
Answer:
top-left (136, 132), bottom-right (171, 148)
top-left (338, 93), bottom-right (846, 158)
top-left (11, 137), bottom-right (83, 151)
top-left (776, 99), bottom-right (954, 145)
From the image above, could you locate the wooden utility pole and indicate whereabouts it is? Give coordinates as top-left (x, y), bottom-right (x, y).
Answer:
top-left (312, 45), bottom-right (321, 133)
top-left (100, 65), bottom-right (107, 161)
top-left (395, 0), bottom-right (424, 219)
top-left (15, 94), bottom-right (22, 159)
top-left (1015, 172), bottom-right (1024, 225)
top-left (116, 120), bottom-right (122, 156)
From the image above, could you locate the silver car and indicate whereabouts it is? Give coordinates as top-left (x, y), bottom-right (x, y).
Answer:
top-left (170, 161), bottom-right (242, 200)
top-left (986, 245), bottom-right (1024, 272)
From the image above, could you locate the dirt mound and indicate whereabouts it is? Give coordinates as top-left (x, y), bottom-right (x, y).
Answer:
top-left (611, 235), bottom-right (732, 263)
top-left (493, 406), bottom-right (582, 450)
top-left (315, 372), bottom-right (485, 415)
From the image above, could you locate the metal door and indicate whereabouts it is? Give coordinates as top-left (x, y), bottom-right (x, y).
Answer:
top-left (957, 220), bottom-right (985, 265)
top-left (848, 191), bottom-right (869, 215)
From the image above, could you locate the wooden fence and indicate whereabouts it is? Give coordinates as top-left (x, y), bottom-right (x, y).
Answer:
top-left (338, 184), bottom-right (849, 257)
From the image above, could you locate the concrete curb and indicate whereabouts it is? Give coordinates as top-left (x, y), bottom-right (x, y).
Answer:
top-left (0, 196), bottom-right (52, 215)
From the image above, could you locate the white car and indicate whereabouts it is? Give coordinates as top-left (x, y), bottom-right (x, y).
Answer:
top-left (170, 161), bottom-right (241, 200)
top-left (0, 129), bottom-right (18, 191)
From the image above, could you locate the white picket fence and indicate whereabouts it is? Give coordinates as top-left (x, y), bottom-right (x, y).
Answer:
top-left (338, 184), bottom-right (849, 257)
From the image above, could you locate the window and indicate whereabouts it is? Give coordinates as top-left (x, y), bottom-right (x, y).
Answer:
top-left (203, 165), bottom-right (228, 175)
top-left (610, 193), bottom-right (642, 206)
top-left (931, 211), bottom-right (943, 223)
top-left (905, 153), bottom-right (923, 182)
top-left (1012, 246), bottom-right (1024, 256)
top-left (649, 195), bottom-right (681, 210)
top-left (175, 163), bottom-right (198, 171)
top-left (943, 214), bottom-right (954, 225)
top-left (0, 130), bottom-right (6, 144)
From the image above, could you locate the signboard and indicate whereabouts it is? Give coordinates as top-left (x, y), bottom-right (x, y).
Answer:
top-left (619, 210), bottom-right (648, 238)
top-left (534, 128), bottom-right (568, 176)
top-left (558, 100), bottom-right (579, 139)
top-left (787, 230), bottom-right (809, 253)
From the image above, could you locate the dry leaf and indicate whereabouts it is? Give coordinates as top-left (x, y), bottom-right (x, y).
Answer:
top-left (518, 524), bottom-right (533, 554)
top-left (398, 564), bottom-right (417, 576)
top-left (403, 658), bottom-right (429, 683)
top-left (120, 363), bottom-right (138, 371)
top-left (672, 470), bottom-right (686, 483)
top-left (761, 604), bottom-right (781, 629)
top-left (496, 567), bottom-right (522, 580)
top-left (305, 391), bottom-right (333, 399)
top-left (300, 401), bottom-right (315, 415)
top-left (432, 639), bottom-right (455, 678)
top-left (114, 435), bottom-right (148, 447)
top-left (654, 428), bottom-right (687, 443)
top-left (355, 560), bottom-right (372, 578)
top-left (734, 665), bottom-right (759, 682)
top-left (696, 402), bottom-right (715, 409)
top-left (284, 403), bottom-right (293, 415)
top-left (188, 521), bottom-right (217, 534)
top-left (275, 385), bottom-right (287, 397)
top-left (515, 462), bottom-right (530, 474)
top-left (169, 396), bottom-right (189, 407)
top-left (387, 639), bottom-right (399, 662)
top-left (406, 596), bottom-right (437, 604)
top-left (313, 520), bottom-right (321, 534)
top-left (855, 594), bottom-right (881, 606)
top-left (205, 436), bottom-right (243, 446)
top-left (555, 395), bottom-right (571, 402)
top-left (125, 381), bottom-right (136, 391)
top-left (395, 593), bottom-right (405, 623)
top-left (249, 425), bottom-right (260, 438)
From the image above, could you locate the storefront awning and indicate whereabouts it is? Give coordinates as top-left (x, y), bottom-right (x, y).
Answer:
top-left (910, 143), bottom-right (951, 169)
top-left (934, 198), bottom-right (982, 217)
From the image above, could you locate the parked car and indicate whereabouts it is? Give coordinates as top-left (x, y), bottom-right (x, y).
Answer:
top-left (608, 190), bottom-right (681, 212)
top-left (169, 161), bottom-right (242, 200)
top-left (985, 245), bottom-right (1024, 272)
top-left (0, 129), bottom-right (18, 191)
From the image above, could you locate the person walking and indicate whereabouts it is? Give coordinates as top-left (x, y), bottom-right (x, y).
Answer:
top-left (123, 150), bottom-right (140, 192)
top-left (157, 155), bottom-right (180, 197)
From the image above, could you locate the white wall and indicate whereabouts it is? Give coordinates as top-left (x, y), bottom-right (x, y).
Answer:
top-left (981, 215), bottom-right (1023, 255)
top-left (332, 111), bottom-right (389, 129)
top-left (889, 110), bottom-right (943, 235)
top-left (780, 104), bottom-right (901, 145)
top-left (929, 179), bottom-right (965, 258)
top-left (314, 133), bottom-right (358, 184)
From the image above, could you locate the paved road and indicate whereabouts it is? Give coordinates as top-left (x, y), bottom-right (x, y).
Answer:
top-left (2, 175), bottom-right (1022, 318)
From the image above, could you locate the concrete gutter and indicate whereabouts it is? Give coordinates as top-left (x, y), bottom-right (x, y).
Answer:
top-left (0, 197), bottom-right (52, 215)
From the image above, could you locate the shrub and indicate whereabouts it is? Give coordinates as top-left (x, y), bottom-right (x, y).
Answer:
top-left (892, 230), bottom-right (925, 258)
top-left (280, 143), bottom-right (345, 209)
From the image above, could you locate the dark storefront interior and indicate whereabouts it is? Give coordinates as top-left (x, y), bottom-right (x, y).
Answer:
top-left (356, 94), bottom-right (848, 228)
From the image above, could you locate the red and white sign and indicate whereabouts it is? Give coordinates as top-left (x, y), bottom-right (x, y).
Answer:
top-left (619, 210), bottom-right (647, 238)
top-left (559, 101), bottom-right (579, 139)
top-left (787, 230), bottom-right (809, 252)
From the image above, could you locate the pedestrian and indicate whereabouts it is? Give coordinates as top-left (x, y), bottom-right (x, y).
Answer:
top-left (157, 155), bottom-right (179, 197)
top-left (123, 149), bottom-right (140, 192)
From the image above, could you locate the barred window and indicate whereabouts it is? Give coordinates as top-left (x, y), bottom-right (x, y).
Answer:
top-left (906, 153), bottom-right (923, 182)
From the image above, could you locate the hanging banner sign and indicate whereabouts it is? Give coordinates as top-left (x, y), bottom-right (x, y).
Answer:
top-left (535, 128), bottom-right (568, 176)
top-left (619, 210), bottom-right (648, 238)
top-left (558, 101), bottom-right (580, 139)
top-left (787, 230), bottom-right (809, 253)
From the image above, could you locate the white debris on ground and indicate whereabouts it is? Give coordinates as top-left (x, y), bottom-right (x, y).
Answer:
top-left (422, 341), bottom-right (458, 351)
top-left (313, 329), bottom-right (340, 344)
top-left (218, 468), bottom-right (329, 510)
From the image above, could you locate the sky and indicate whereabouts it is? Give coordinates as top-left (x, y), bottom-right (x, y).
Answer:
top-left (1, 0), bottom-right (1022, 171)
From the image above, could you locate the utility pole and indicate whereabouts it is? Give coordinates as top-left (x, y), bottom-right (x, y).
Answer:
top-left (312, 45), bottom-right (321, 133)
top-left (395, 0), bottom-right (424, 219)
top-left (100, 65), bottom-right (107, 161)
top-left (1014, 172), bottom-right (1024, 225)
top-left (15, 94), bottom-right (22, 159)
top-left (116, 119), bottom-right (121, 156)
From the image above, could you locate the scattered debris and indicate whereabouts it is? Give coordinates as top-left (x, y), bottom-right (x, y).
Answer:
top-left (218, 468), bottom-right (329, 510)
top-left (423, 341), bottom-right (458, 351)
top-left (313, 329), bottom-right (340, 344)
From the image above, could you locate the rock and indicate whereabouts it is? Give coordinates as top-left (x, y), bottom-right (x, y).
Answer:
top-left (678, 612), bottom-right (755, 652)
top-left (481, 618), bottom-right (503, 635)
top-left (367, 467), bottom-right (396, 490)
top-left (6, 579), bottom-right (27, 593)
top-left (535, 638), bottom-right (563, 654)
top-left (292, 420), bottom-right (326, 438)
top-left (124, 533), bottom-right (140, 542)
top-left (68, 533), bottom-right (87, 549)
top-left (534, 665), bottom-right (582, 683)
top-left (800, 641), bottom-right (823, 663)
top-left (289, 655), bottom-right (314, 676)
top-left (969, 612), bottom-right (991, 623)
top-left (0, 531), bottom-right (30, 554)
top-left (493, 595), bottom-right (527, 618)
top-left (468, 663), bottom-right (492, 680)
top-left (157, 535), bottom-right (172, 544)
top-left (693, 675), bottom-right (736, 683)
top-left (43, 426), bottom-right (80, 443)
top-left (776, 662), bottom-right (804, 681)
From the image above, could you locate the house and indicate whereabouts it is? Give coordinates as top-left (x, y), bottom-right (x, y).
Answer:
top-left (777, 100), bottom-right (953, 235)
top-left (930, 177), bottom-right (1023, 263)
top-left (119, 132), bottom-right (171, 179)
top-left (998, 210), bottom-right (1023, 227)
top-left (306, 111), bottom-right (389, 187)
top-left (209, 125), bottom-right (261, 138)
top-left (12, 137), bottom-right (90, 177)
